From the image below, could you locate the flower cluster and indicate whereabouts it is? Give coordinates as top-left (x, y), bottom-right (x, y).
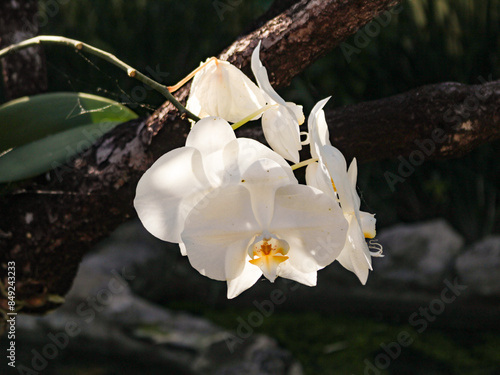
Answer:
top-left (134, 42), bottom-right (382, 298)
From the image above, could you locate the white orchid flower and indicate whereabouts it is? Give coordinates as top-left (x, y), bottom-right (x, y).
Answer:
top-left (181, 157), bottom-right (348, 298)
top-left (186, 58), bottom-right (267, 123)
top-left (251, 41), bottom-right (305, 164)
top-left (305, 98), bottom-right (381, 285)
top-left (134, 116), bottom-right (294, 249)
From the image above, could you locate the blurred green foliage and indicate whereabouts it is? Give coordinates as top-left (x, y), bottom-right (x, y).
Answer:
top-left (2, 0), bottom-right (499, 241)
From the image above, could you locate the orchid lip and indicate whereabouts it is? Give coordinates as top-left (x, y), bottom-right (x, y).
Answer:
top-left (247, 233), bottom-right (290, 282)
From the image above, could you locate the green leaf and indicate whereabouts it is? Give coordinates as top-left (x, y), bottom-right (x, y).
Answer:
top-left (0, 92), bottom-right (138, 152)
top-left (0, 121), bottom-right (123, 183)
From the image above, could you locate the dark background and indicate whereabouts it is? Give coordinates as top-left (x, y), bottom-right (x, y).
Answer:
top-left (2, 1), bottom-right (499, 374)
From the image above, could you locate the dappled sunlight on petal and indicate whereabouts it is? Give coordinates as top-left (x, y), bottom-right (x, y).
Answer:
top-left (134, 147), bottom-right (210, 243)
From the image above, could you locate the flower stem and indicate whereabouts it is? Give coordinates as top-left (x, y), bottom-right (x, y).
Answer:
top-left (231, 104), bottom-right (277, 131)
top-left (0, 35), bottom-right (200, 122)
top-left (291, 157), bottom-right (318, 171)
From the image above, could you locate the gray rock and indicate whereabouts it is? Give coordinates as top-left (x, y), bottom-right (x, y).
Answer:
top-left (375, 219), bottom-right (464, 288)
top-left (455, 236), bottom-right (500, 297)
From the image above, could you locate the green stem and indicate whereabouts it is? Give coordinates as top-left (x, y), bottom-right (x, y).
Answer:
top-left (291, 157), bottom-right (318, 170)
top-left (0, 35), bottom-right (200, 122)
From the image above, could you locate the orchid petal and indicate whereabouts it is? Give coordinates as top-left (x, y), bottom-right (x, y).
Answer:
top-left (347, 158), bottom-right (358, 187)
top-left (320, 144), bottom-right (357, 214)
top-left (271, 184), bottom-right (348, 272)
top-left (186, 117), bottom-right (236, 157)
top-left (261, 106), bottom-right (301, 163)
top-left (286, 102), bottom-right (305, 125)
top-left (241, 158), bottom-right (294, 228)
top-left (222, 137), bottom-right (297, 185)
top-left (360, 211), bottom-right (376, 239)
top-left (251, 41), bottom-right (286, 106)
top-left (251, 42), bottom-right (303, 163)
top-left (185, 117), bottom-right (236, 185)
top-left (134, 147), bottom-right (211, 243)
top-left (336, 244), bottom-right (369, 285)
top-left (179, 242), bottom-right (187, 256)
top-left (305, 162), bottom-right (337, 201)
top-left (277, 262), bottom-right (317, 286)
top-left (337, 215), bottom-right (372, 284)
top-left (185, 86), bottom-right (203, 117)
top-left (187, 58), bottom-right (266, 123)
top-left (181, 185), bottom-right (259, 280)
top-left (227, 259), bottom-right (263, 298)
top-left (348, 158), bottom-right (362, 209)
top-left (308, 97), bottom-right (332, 159)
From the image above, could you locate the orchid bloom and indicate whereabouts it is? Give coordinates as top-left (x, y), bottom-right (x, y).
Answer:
top-left (135, 116), bottom-right (348, 298)
top-left (134, 116), bottom-right (293, 249)
top-left (251, 41), bottom-right (305, 164)
top-left (305, 98), bottom-right (382, 284)
top-left (186, 58), bottom-right (267, 123)
top-left (181, 157), bottom-right (348, 298)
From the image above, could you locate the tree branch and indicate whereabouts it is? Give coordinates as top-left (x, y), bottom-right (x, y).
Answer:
top-left (220, 0), bottom-right (402, 87)
top-left (1, 0), bottom-right (405, 315)
top-left (325, 79), bottom-right (500, 163)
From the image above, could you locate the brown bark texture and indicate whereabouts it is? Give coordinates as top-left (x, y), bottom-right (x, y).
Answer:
top-left (3, 0), bottom-right (495, 317)
top-left (0, 0), bottom-right (47, 100)
top-left (326, 79), bottom-right (500, 162)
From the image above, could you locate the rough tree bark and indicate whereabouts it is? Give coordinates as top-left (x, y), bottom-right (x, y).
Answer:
top-left (1, 0), bottom-right (499, 317)
top-left (326, 79), bottom-right (500, 162)
top-left (0, 0), bottom-right (47, 100)
top-left (221, 0), bottom-right (402, 87)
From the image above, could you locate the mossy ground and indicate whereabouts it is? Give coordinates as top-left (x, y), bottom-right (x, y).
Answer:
top-left (170, 301), bottom-right (500, 375)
